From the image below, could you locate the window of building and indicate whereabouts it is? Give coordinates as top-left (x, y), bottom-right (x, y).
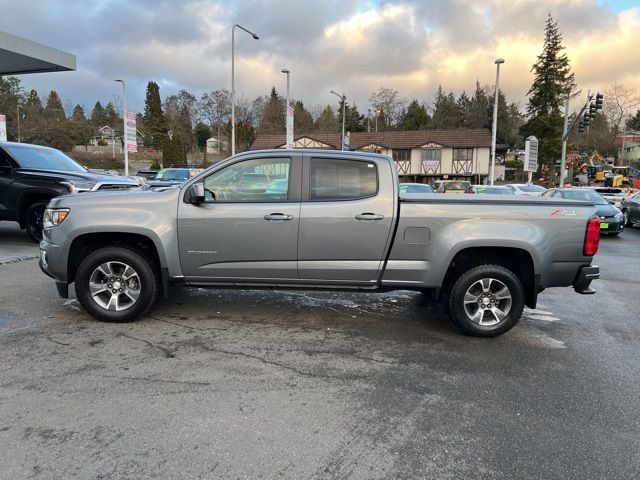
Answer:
top-left (421, 148), bottom-right (442, 162)
top-left (392, 149), bottom-right (411, 161)
top-left (310, 158), bottom-right (377, 200)
top-left (453, 148), bottom-right (473, 161)
top-left (204, 157), bottom-right (290, 202)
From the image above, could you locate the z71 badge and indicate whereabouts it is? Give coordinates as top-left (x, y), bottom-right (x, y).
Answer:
top-left (549, 209), bottom-right (578, 216)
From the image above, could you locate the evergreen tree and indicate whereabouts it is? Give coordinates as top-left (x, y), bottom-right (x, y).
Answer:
top-left (520, 14), bottom-right (576, 171)
top-left (104, 101), bottom-right (120, 129)
top-left (467, 82), bottom-right (490, 129)
top-left (71, 104), bottom-right (86, 122)
top-left (294, 101), bottom-right (314, 133)
top-left (194, 122), bottom-right (212, 149)
top-left (143, 81), bottom-right (167, 148)
top-left (0, 76), bottom-right (24, 140)
top-left (91, 101), bottom-right (107, 126)
top-left (258, 87), bottom-right (285, 134)
top-left (628, 109), bottom-right (640, 131)
top-left (344, 102), bottom-right (364, 132)
top-left (44, 90), bottom-right (65, 121)
top-left (314, 105), bottom-right (339, 133)
top-left (431, 87), bottom-right (462, 128)
top-left (457, 92), bottom-right (471, 127)
top-left (401, 100), bottom-right (431, 130)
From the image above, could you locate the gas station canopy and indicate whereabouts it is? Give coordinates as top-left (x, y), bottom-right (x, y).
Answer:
top-left (0, 31), bottom-right (75, 75)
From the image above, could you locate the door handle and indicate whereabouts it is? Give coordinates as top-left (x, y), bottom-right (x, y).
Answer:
top-left (264, 213), bottom-right (294, 221)
top-left (355, 213), bottom-right (384, 221)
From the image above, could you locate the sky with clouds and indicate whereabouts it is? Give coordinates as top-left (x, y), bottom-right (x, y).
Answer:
top-left (1, 0), bottom-right (638, 117)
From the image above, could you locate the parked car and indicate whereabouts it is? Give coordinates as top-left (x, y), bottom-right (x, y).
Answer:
top-left (399, 183), bottom-right (434, 194)
top-left (476, 186), bottom-right (514, 195)
top-left (504, 183), bottom-right (547, 196)
top-left (147, 168), bottom-right (201, 189)
top-left (136, 169), bottom-right (159, 180)
top-left (621, 191), bottom-right (640, 226)
top-left (0, 141), bottom-right (138, 241)
top-left (436, 180), bottom-right (473, 194)
top-left (581, 187), bottom-right (625, 209)
top-left (542, 188), bottom-right (624, 235)
top-left (40, 150), bottom-right (601, 338)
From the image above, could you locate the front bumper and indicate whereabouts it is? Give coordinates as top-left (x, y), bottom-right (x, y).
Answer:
top-left (573, 265), bottom-right (600, 294)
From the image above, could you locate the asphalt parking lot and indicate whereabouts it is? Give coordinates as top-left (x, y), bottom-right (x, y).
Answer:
top-left (1, 224), bottom-right (639, 479)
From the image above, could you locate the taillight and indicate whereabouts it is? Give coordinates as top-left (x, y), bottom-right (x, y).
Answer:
top-left (583, 217), bottom-right (601, 256)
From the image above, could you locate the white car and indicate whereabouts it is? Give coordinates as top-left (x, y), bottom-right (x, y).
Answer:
top-left (504, 183), bottom-right (547, 196)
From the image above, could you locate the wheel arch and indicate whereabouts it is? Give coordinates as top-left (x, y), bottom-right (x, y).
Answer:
top-left (67, 232), bottom-right (164, 292)
top-left (441, 246), bottom-right (539, 309)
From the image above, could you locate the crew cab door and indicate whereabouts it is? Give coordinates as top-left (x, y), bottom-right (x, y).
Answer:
top-left (177, 154), bottom-right (302, 281)
top-left (297, 154), bottom-right (396, 284)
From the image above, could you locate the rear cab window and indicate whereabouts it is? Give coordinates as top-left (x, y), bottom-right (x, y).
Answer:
top-left (309, 158), bottom-right (378, 201)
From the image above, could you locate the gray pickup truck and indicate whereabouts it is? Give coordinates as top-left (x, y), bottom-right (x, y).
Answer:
top-left (39, 150), bottom-right (601, 337)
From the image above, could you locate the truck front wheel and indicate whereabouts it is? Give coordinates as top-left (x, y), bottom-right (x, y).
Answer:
top-left (446, 264), bottom-right (524, 337)
top-left (74, 246), bottom-right (158, 322)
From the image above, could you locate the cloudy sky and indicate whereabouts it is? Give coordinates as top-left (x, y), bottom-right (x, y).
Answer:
top-left (1, 0), bottom-right (639, 116)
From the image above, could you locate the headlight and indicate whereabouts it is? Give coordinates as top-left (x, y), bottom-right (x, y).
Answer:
top-left (61, 180), bottom-right (96, 194)
top-left (43, 208), bottom-right (70, 228)
top-left (615, 212), bottom-right (624, 221)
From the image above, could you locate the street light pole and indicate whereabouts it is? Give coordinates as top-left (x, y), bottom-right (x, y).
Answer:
top-left (281, 68), bottom-right (291, 148)
top-left (559, 88), bottom-right (571, 187)
top-left (16, 104), bottom-right (21, 142)
top-left (115, 79), bottom-right (128, 176)
top-left (490, 58), bottom-right (505, 186)
top-left (330, 90), bottom-right (346, 150)
top-left (231, 24), bottom-right (259, 156)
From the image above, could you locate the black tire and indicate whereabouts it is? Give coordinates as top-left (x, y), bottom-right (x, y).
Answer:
top-left (74, 246), bottom-right (158, 322)
top-left (446, 264), bottom-right (525, 337)
top-left (24, 202), bottom-right (47, 243)
top-left (623, 210), bottom-right (633, 227)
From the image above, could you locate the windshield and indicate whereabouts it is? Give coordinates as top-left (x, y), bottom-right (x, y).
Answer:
top-left (483, 187), bottom-right (512, 195)
top-left (517, 184), bottom-right (546, 193)
top-left (155, 169), bottom-right (190, 181)
top-left (4, 144), bottom-right (86, 172)
top-left (562, 191), bottom-right (608, 205)
top-left (401, 184), bottom-right (433, 193)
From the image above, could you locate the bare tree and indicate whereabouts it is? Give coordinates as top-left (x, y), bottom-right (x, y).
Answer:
top-left (604, 82), bottom-right (640, 132)
top-left (368, 87), bottom-right (406, 128)
top-left (198, 89), bottom-right (231, 132)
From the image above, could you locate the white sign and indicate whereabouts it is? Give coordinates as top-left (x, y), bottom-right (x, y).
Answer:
top-left (0, 114), bottom-right (6, 142)
top-left (125, 112), bottom-right (138, 152)
top-left (524, 136), bottom-right (539, 172)
top-left (286, 105), bottom-right (294, 149)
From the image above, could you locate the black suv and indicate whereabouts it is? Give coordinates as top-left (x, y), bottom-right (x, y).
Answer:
top-left (0, 142), bottom-right (138, 242)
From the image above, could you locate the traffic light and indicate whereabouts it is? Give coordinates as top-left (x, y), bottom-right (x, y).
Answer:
top-left (589, 103), bottom-right (597, 116)
top-left (595, 93), bottom-right (604, 110)
top-left (565, 162), bottom-right (571, 170)
top-left (583, 112), bottom-right (591, 126)
top-left (578, 121), bottom-right (585, 133)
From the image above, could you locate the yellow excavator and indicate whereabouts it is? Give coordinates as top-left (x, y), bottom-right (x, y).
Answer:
top-left (577, 152), bottom-right (609, 184)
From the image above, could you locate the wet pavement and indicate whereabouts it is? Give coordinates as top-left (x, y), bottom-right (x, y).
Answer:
top-left (0, 227), bottom-right (639, 479)
top-left (0, 223), bottom-right (38, 264)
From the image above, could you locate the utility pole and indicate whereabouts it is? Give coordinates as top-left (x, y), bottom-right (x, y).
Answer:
top-left (115, 79), bottom-right (128, 176)
top-left (231, 24), bottom-right (259, 156)
top-left (16, 104), bottom-right (21, 142)
top-left (490, 58), bottom-right (505, 186)
top-left (559, 89), bottom-right (571, 187)
top-left (330, 90), bottom-right (346, 150)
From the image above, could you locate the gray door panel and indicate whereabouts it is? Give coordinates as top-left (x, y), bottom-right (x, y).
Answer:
top-left (178, 203), bottom-right (300, 279)
top-left (298, 155), bottom-right (395, 282)
top-left (177, 154), bottom-right (301, 281)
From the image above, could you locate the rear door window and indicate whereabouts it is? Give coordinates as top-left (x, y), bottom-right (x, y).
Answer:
top-left (310, 158), bottom-right (377, 200)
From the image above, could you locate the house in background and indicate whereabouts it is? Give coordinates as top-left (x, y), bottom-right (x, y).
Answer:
top-left (206, 135), bottom-right (229, 155)
top-left (250, 129), bottom-right (492, 184)
top-left (86, 126), bottom-right (145, 153)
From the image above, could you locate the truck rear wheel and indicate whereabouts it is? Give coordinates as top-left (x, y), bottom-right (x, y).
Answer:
top-left (446, 264), bottom-right (524, 337)
top-left (74, 246), bottom-right (158, 322)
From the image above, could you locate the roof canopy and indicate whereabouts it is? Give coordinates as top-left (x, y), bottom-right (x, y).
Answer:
top-left (0, 31), bottom-right (75, 75)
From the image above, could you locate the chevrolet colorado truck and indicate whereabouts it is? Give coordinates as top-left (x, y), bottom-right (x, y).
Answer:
top-left (0, 141), bottom-right (138, 241)
top-left (39, 150), bottom-right (601, 337)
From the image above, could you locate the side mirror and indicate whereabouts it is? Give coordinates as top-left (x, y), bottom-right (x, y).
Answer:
top-left (188, 183), bottom-right (205, 204)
